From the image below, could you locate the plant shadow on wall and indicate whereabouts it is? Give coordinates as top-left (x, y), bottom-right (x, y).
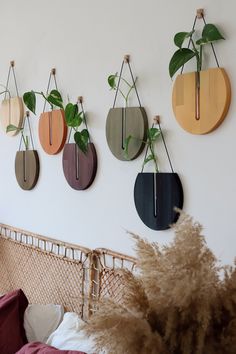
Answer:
top-left (169, 10), bottom-right (231, 136)
top-left (83, 212), bottom-right (236, 354)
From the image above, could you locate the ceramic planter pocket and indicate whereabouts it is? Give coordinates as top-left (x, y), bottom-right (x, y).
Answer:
top-left (63, 142), bottom-right (97, 190)
top-left (15, 150), bottom-right (40, 190)
top-left (172, 68), bottom-right (231, 134)
top-left (134, 172), bottom-right (183, 230)
top-left (39, 109), bottom-right (67, 154)
top-left (106, 107), bottom-right (148, 160)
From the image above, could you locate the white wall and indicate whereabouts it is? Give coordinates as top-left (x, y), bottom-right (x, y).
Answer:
top-left (0, 0), bottom-right (235, 265)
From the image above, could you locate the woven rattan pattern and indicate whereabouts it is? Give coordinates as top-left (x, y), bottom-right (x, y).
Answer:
top-left (0, 224), bottom-right (136, 319)
top-left (0, 224), bottom-right (91, 319)
top-left (90, 248), bottom-right (136, 312)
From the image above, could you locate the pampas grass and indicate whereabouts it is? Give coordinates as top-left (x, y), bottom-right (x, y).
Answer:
top-left (83, 212), bottom-right (236, 353)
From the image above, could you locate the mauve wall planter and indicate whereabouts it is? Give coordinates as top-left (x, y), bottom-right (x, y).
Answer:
top-left (134, 172), bottom-right (183, 230)
top-left (106, 107), bottom-right (148, 161)
top-left (15, 150), bottom-right (40, 190)
top-left (38, 109), bottom-right (67, 155)
top-left (62, 142), bottom-right (97, 190)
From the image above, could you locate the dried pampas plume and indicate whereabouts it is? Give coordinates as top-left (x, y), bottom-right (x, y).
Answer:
top-left (83, 212), bottom-right (236, 354)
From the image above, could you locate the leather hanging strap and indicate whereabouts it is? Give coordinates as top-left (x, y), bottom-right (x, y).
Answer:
top-left (18, 112), bottom-right (35, 151)
top-left (141, 116), bottom-right (174, 173)
top-left (4, 61), bottom-right (19, 99)
top-left (112, 55), bottom-right (142, 108)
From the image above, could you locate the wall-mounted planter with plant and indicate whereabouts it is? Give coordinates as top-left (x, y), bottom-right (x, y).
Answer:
top-left (0, 61), bottom-right (24, 137)
top-left (131, 117), bottom-right (183, 230)
top-left (170, 9), bottom-right (231, 135)
top-left (7, 112), bottom-right (40, 190)
top-left (23, 68), bottom-right (67, 154)
top-left (106, 55), bottom-right (148, 161)
top-left (62, 97), bottom-right (97, 190)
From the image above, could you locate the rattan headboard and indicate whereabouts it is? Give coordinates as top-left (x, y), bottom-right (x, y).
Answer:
top-left (0, 224), bottom-right (136, 320)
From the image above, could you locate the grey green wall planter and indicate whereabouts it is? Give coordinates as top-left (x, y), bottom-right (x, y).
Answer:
top-left (106, 107), bottom-right (148, 160)
top-left (106, 55), bottom-right (148, 161)
top-left (15, 150), bottom-right (40, 190)
top-left (14, 112), bottom-right (40, 190)
top-left (134, 172), bottom-right (183, 230)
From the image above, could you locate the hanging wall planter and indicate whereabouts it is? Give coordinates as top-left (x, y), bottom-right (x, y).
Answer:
top-left (133, 117), bottom-right (184, 231)
top-left (106, 55), bottom-right (148, 161)
top-left (38, 69), bottom-right (67, 154)
top-left (170, 9), bottom-right (231, 135)
top-left (62, 97), bottom-right (97, 190)
top-left (0, 61), bottom-right (24, 137)
top-left (7, 111), bottom-right (40, 190)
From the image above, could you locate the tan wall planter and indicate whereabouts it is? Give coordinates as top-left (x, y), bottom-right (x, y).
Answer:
top-left (38, 109), bottom-right (67, 155)
top-left (172, 67), bottom-right (231, 134)
top-left (0, 97), bottom-right (24, 136)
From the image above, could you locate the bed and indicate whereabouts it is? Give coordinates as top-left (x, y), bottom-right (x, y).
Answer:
top-left (0, 223), bottom-right (136, 353)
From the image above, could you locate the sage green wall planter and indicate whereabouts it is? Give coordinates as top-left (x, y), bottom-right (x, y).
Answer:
top-left (106, 107), bottom-right (148, 160)
top-left (15, 150), bottom-right (40, 190)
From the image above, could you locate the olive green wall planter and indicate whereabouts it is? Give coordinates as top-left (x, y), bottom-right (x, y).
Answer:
top-left (15, 150), bottom-right (40, 190)
top-left (106, 107), bottom-right (148, 160)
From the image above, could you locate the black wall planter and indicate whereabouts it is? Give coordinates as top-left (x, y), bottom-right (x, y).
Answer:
top-left (134, 172), bottom-right (183, 230)
top-left (62, 142), bottom-right (97, 190)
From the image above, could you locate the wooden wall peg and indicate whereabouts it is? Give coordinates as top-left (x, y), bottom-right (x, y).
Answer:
top-left (196, 8), bottom-right (204, 18)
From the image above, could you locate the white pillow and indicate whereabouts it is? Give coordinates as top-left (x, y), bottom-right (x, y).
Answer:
top-left (24, 304), bottom-right (64, 343)
top-left (46, 312), bottom-right (96, 354)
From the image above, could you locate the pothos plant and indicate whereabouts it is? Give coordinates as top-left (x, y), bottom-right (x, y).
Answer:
top-left (108, 72), bottom-right (137, 107)
top-left (125, 127), bottom-right (161, 172)
top-left (169, 23), bottom-right (225, 78)
top-left (7, 123), bottom-right (29, 150)
top-left (22, 90), bottom-right (89, 153)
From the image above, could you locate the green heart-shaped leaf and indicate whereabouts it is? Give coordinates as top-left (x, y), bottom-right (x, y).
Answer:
top-left (74, 129), bottom-right (89, 153)
top-left (148, 127), bottom-right (160, 142)
top-left (47, 89), bottom-right (63, 109)
top-left (174, 30), bottom-right (195, 48)
top-left (196, 24), bottom-right (225, 45)
top-left (6, 124), bottom-right (21, 133)
top-left (23, 91), bottom-right (36, 114)
top-left (169, 48), bottom-right (196, 78)
top-left (108, 73), bottom-right (118, 89)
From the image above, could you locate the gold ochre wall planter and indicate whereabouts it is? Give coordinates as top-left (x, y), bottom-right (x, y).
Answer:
top-left (172, 68), bottom-right (231, 135)
top-left (171, 10), bottom-right (231, 135)
top-left (106, 55), bottom-right (148, 161)
top-left (39, 69), bottom-right (67, 154)
top-left (0, 61), bottom-right (24, 137)
top-left (15, 112), bottom-right (40, 190)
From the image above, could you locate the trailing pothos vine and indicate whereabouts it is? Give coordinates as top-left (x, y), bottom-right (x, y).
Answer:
top-left (169, 23), bottom-right (225, 78)
top-left (22, 90), bottom-right (89, 153)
